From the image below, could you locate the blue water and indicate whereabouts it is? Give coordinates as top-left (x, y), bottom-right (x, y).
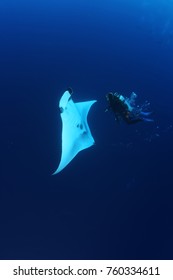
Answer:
top-left (1, 0), bottom-right (173, 259)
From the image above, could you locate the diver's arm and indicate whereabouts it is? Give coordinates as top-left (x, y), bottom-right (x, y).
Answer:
top-left (105, 104), bottom-right (111, 112)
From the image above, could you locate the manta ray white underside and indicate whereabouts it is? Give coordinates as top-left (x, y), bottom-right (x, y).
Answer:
top-left (53, 89), bottom-right (97, 174)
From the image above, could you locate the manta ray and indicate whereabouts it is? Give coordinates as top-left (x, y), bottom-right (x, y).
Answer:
top-left (53, 88), bottom-right (97, 174)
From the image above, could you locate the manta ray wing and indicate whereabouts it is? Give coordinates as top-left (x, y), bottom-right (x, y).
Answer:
top-left (53, 90), bottom-right (97, 174)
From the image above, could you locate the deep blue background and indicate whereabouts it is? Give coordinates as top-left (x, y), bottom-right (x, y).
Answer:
top-left (0, 0), bottom-right (173, 259)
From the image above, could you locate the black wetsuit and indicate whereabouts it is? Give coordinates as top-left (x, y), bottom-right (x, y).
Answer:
top-left (106, 93), bottom-right (142, 124)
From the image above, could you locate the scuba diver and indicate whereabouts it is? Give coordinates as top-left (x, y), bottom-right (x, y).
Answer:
top-left (106, 91), bottom-right (153, 124)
